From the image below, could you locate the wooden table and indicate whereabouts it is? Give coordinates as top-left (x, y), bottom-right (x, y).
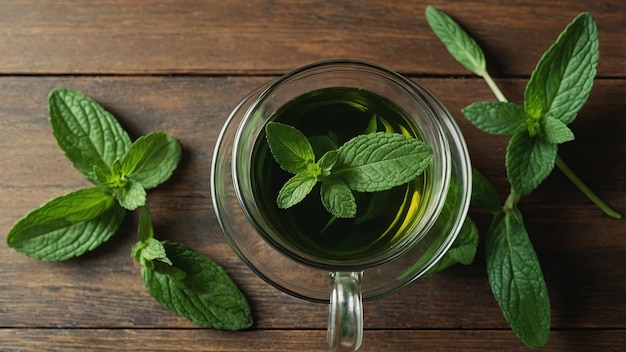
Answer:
top-left (1, 1), bottom-right (624, 351)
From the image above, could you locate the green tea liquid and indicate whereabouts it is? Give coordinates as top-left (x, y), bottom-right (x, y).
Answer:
top-left (250, 87), bottom-right (428, 264)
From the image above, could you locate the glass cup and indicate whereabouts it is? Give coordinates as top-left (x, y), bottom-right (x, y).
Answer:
top-left (211, 60), bottom-right (471, 351)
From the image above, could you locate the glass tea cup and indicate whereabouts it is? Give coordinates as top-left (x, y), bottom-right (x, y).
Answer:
top-left (211, 60), bottom-right (471, 351)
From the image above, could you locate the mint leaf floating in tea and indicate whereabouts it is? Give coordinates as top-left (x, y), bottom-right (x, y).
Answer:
top-left (134, 207), bottom-right (253, 330)
top-left (265, 122), bottom-right (433, 219)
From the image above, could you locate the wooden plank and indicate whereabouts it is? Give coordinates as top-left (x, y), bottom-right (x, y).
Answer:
top-left (0, 0), bottom-right (623, 76)
top-left (0, 328), bottom-right (623, 351)
top-left (0, 77), bottom-right (623, 332)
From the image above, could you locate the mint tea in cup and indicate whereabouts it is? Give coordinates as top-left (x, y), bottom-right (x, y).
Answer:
top-left (211, 60), bottom-right (471, 351)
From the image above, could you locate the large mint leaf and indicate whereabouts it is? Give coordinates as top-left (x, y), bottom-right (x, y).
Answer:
top-left (141, 241), bottom-right (253, 330)
top-left (506, 132), bottom-right (557, 196)
top-left (265, 122), bottom-right (315, 174)
top-left (334, 132), bottom-right (432, 192)
top-left (49, 88), bottom-right (132, 184)
top-left (486, 210), bottom-right (550, 348)
top-left (524, 13), bottom-right (599, 125)
top-left (6, 187), bottom-right (125, 261)
top-left (425, 5), bottom-right (487, 76)
top-left (121, 131), bottom-right (182, 189)
top-left (462, 102), bottom-right (527, 135)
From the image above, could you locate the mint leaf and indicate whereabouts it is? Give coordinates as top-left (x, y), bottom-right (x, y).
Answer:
top-left (121, 131), bottom-right (182, 189)
top-left (277, 173), bottom-right (318, 209)
top-left (308, 134), bottom-right (338, 159)
top-left (317, 150), bottom-right (338, 177)
top-left (462, 102), bottom-right (527, 135)
top-left (266, 122), bottom-right (315, 174)
top-left (425, 5), bottom-right (487, 76)
top-left (49, 88), bottom-right (132, 184)
top-left (427, 217), bottom-right (479, 274)
top-left (486, 210), bottom-right (550, 348)
top-left (141, 241), bottom-right (253, 330)
top-left (320, 178), bottom-right (357, 218)
top-left (542, 115), bottom-right (575, 144)
top-left (524, 12), bottom-right (599, 125)
top-left (117, 179), bottom-right (147, 211)
top-left (6, 187), bottom-right (125, 261)
top-left (506, 132), bottom-right (557, 196)
top-left (334, 132), bottom-right (433, 192)
top-left (471, 168), bottom-right (501, 212)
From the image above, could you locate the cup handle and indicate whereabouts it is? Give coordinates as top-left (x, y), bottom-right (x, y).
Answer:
top-left (327, 272), bottom-right (363, 351)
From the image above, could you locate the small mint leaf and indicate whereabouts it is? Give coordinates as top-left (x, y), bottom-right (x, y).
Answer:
top-left (6, 187), bottom-right (125, 261)
top-left (277, 173), bottom-right (318, 209)
top-left (506, 132), bottom-right (557, 196)
top-left (486, 210), bottom-right (550, 348)
top-left (48, 88), bottom-right (132, 184)
top-left (308, 134), bottom-right (338, 159)
top-left (427, 217), bottom-right (479, 274)
top-left (425, 5), bottom-right (487, 76)
top-left (141, 241), bottom-right (253, 330)
top-left (121, 131), bottom-right (182, 190)
top-left (117, 180), bottom-right (146, 211)
top-left (524, 12), bottom-right (599, 125)
top-left (334, 132), bottom-right (432, 192)
top-left (320, 178), bottom-right (357, 218)
top-left (471, 168), bottom-right (501, 212)
top-left (317, 150), bottom-right (338, 177)
top-left (140, 238), bottom-right (172, 265)
top-left (266, 122), bottom-right (315, 174)
top-left (462, 102), bottom-right (527, 135)
top-left (542, 115), bottom-right (575, 144)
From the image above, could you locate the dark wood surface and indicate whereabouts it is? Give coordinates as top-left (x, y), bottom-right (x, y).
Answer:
top-left (0, 1), bottom-right (623, 351)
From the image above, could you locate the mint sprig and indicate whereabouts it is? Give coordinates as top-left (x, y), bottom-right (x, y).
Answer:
top-left (426, 5), bottom-right (622, 347)
top-left (133, 207), bottom-right (253, 330)
top-left (265, 122), bottom-right (433, 219)
top-left (6, 87), bottom-right (252, 330)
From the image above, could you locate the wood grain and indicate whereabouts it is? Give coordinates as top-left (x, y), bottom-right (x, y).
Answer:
top-left (0, 329), bottom-right (624, 351)
top-left (0, 0), bottom-right (623, 76)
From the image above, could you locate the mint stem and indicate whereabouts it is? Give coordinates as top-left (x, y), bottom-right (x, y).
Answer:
top-left (555, 155), bottom-right (622, 219)
top-left (480, 72), bottom-right (508, 103)
top-left (482, 73), bottom-right (621, 219)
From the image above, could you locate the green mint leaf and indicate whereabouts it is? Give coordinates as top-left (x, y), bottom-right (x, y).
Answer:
top-left (471, 168), bottom-right (501, 212)
top-left (6, 187), bottom-right (125, 261)
top-left (506, 132), bottom-right (557, 196)
top-left (542, 115), bottom-right (575, 144)
top-left (121, 131), bottom-right (182, 189)
top-left (364, 114), bottom-right (378, 134)
top-left (425, 5), bottom-right (487, 76)
top-left (486, 210), bottom-right (550, 348)
top-left (333, 132), bottom-right (433, 192)
top-left (524, 12), bottom-right (599, 125)
top-left (48, 88), bottom-right (132, 185)
top-left (277, 173), bottom-right (318, 209)
top-left (117, 179), bottom-right (147, 211)
top-left (308, 134), bottom-right (338, 159)
top-left (427, 217), bottom-right (479, 274)
top-left (320, 178), bottom-right (357, 218)
top-left (462, 102), bottom-right (527, 135)
top-left (317, 150), bottom-right (338, 176)
top-left (141, 241), bottom-right (253, 330)
top-left (266, 122), bottom-right (315, 174)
